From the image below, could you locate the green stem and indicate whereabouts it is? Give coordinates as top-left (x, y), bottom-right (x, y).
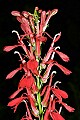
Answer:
top-left (36, 76), bottom-right (43, 120)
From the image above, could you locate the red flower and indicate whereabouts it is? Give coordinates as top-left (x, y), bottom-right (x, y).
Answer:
top-left (27, 90), bottom-right (39, 117)
top-left (18, 74), bottom-right (38, 93)
top-left (44, 95), bottom-right (65, 120)
top-left (8, 95), bottom-right (27, 113)
top-left (27, 59), bottom-right (39, 75)
top-left (51, 87), bottom-right (68, 101)
top-left (41, 71), bottom-right (68, 107)
top-left (6, 52), bottom-right (38, 79)
top-left (3, 35), bottom-right (32, 59)
top-left (41, 72), bottom-right (55, 107)
top-left (18, 74), bottom-right (34, 88)
top-left (43, 9), bottom-right (58, 32)
top-left (36, 36), bottom-right (47, 56)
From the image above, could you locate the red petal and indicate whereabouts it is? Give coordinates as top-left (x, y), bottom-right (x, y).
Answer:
top-left (43, 9), bottom-right (58, 32)
top-left (22, 11), bottom-right (30, 18)
top-left (28, 95), bottom-right (39, 116)
top-left (40, 86), bottom-right (48, 96)
top-left (17, 16), bottom-right (23, 23)
top-left (18, 76), bottom-right (34, 89)
top-left (52, 89), bottom-right (62, 101)
top-left (21, 23), bottom-right (26, 33)
top-left (41, 86), bottom-right (51, 107)
top-left (61, 102), bottom-right (75, 112)
top-left (9, 88), bottom-right (23, 99)
top-left (36, 38), bottom-right (40, 56)
top-left (11, 11), bottom-right (21, 16)
top-left (40, 11), bottom-right (46, 34)
top-left (3, 45), bottom-right (20, 52)
top-left (8, 97), bottom-right (24, 107)
top-left (25, 101), bottom-right (32, 120)
top-left (54, 62), bottom-right (72, 75)
top-left (42, 48), bottom-right (53, 63)
top-left (27, 59), bottom-right (38, 73)
top-left (6, 68), bottom-right (20, 79)
top-left (52, 88), bottom-right (68, 99)
top-left (50, 112), bottom-right (65, 120)
top-left (44, 109), bottom-right (50, 120)
top-left (55, 50), bottom-right (70, 62)
top-left (32, 83), bottom-right (38, 94)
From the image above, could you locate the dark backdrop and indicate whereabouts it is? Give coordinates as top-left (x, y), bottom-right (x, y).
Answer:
top-left (0, 0), bottom-right (80, 120)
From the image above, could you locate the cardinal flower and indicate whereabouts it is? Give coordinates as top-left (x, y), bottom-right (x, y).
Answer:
top-left (44, 95), bottom-right (65, 120)
top-left (8, 95), bottom-right (27, 113)
top-left (18, 73), bottom-right (38, 93)
top-left (4, 7), bottom-right (75, 120)
top-left (41, 71), bottom-right (68, 107)
top-left (41, 72), bottom-right (56, 107)
top-left (27, 59), bottom-right (38, 75)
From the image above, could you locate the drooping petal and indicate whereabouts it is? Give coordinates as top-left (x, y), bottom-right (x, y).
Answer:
top-left (54, 62), bottom-right (72, 75)
top-left (54, 50), bottom-right (70, 62)
top-left (8, 96), bottom-right (26, 112)
top-left (50, 111), bottom-right (65, 120)
top-left (6, 68), bottom-right (21, 79)
top-left (3, 45), bottom-right (20, 52)
top-left (61, 102), bottom-right (75, 112)
top-left (11, 11), bottom-right (21, 16)
top-left (9, 88), bottom-right (23, 99)
top-left (52, 88), bottom-right (68, 99)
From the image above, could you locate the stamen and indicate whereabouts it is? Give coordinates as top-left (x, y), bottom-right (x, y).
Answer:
top-left (12, 30), bottom-right (20, 40)
top-left (55, 46), bottom-right (60, 50)
top-left (59, 106), bottom-right (62, 114)
top-left (51, 52), bottom-right (55, 59)
top-left (54, 81), bottom-right (61, 88)
top-left (14, 51), bottom-right (26, 63)
top-left (51, 71), bottom-right (57, 75)
top-left (51, 46), bottom-right (60, 59)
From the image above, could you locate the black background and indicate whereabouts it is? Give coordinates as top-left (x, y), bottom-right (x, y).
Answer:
top-left (0, 0), bottom-right (80, 120)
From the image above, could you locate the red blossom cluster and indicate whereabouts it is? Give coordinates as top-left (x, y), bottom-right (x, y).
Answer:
top-left (4, 7), bottom-right (75, 120)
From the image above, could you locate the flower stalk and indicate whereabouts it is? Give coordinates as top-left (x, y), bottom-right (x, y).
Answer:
top-left (4, 6), bottom-right (75, 120)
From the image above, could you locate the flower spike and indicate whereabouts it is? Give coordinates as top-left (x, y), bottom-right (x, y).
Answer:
top-left (4, 7), bottom-right (75, 120)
